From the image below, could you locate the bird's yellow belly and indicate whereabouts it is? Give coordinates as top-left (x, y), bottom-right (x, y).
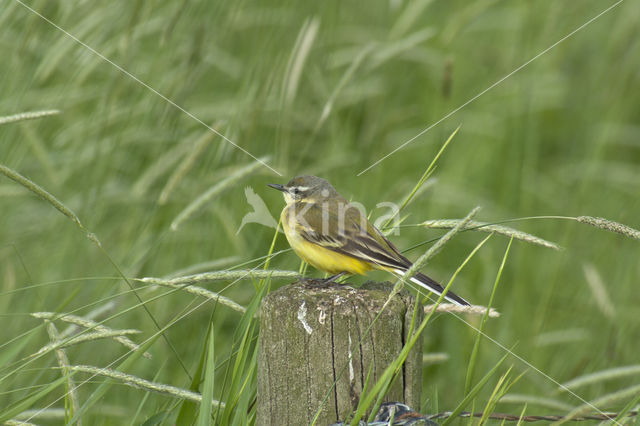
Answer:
top-left (282, 214), bottom-right (372, 275)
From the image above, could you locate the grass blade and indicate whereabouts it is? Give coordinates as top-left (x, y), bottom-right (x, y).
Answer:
top-left (561, 365), bottom-right (640, 392)
top-left (421, 219), bottom-right (560, 250)
top-left (382, 126), bottom-right (460, 230)
top-left (465, 237), bottom-right (512, 393)
top-left (0, 110), bottom-right (60, 125)
top-left (138, 269), bottom-right (298, 285)
top-left (351, 226), bottom-right (491, 424)
top-left (196, 326), bottom-right (216, 426)
top-left (440, 353), bottom-right (509, 426)
top-left (0, 376), bottom-right (69, 423)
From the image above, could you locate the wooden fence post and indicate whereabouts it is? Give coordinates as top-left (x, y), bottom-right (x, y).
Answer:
top-left (257, 281), bottom-right (422, 425)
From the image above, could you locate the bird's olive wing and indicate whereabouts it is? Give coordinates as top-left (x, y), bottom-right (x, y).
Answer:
top-left (295, 202), bottom-right (409, 270)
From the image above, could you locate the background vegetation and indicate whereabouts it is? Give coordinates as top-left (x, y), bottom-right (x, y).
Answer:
top-left (1, 0), bottom-right (639, 424)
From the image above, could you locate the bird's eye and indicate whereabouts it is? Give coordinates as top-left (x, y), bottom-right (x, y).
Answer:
top-left (292, 188), bottom-right (300, 195)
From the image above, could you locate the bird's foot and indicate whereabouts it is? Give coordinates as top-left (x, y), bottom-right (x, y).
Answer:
top-left (301, 278), bottom-right (334, 288)
top-left (300, 272), bottom-right (347, 288)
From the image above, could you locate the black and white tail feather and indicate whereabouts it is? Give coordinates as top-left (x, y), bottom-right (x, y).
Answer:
top-left (392, 268), bottom-right (470, 306)
top-left (356, 227), bottom-right (471, 306)
top-left (296, 206), bottom-right (470, 306)
top-left (309, 234), bottom-right (471, 306)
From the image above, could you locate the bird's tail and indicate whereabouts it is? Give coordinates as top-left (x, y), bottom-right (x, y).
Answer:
top-left (394, 268), bottom-right (470, 306)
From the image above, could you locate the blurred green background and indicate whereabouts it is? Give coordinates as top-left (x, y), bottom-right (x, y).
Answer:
top-left (1, 0), bottom-right (639, 423)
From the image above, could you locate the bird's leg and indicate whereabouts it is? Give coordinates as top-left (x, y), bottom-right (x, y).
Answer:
top-left (301, 272), bottom-right (347, 288)
top-left (323, 271), bottom-right (347, 284)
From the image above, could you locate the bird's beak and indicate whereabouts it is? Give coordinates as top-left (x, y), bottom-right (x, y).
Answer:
top-left (267, 183), bottom-right (287, 192)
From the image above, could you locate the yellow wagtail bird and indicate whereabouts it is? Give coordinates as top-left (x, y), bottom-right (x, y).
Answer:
top-left (268, 175), bottom-right (469, 306)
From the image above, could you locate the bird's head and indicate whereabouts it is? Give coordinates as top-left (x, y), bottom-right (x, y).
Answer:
top-left (268, 175), bottom-right (338, 204)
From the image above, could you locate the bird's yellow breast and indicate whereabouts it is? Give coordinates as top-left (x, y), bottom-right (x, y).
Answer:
top-left (281, 207), bottom-right (372, 275)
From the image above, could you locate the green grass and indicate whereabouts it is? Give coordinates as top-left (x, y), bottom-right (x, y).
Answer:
top-left (2, 0), bottom-right (640, 424)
